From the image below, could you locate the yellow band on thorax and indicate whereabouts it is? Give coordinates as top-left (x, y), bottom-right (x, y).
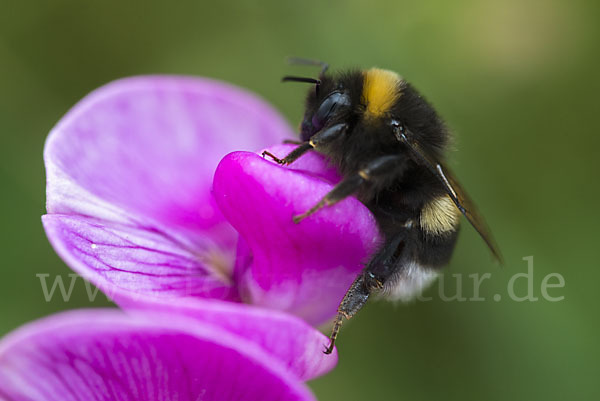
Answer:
top-left (362, 68), bottom-right (402, 118)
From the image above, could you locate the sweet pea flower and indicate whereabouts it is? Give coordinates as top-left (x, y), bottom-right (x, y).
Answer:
top-left (42, 75), bottom-right (381, 327)
top-left (0, 309), bottom-right (322, 400)
top-left (17, 75), bottom-right (385, 400)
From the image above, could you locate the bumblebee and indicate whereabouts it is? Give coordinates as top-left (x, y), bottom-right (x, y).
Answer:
top-left (263, 58), bottom-right (501, 354)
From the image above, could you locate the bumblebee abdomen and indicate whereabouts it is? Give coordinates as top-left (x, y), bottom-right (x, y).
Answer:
top-left (420, 195), bottom-right (461, 236)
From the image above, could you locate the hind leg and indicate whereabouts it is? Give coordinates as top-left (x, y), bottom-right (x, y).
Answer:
top-left (324, 225), bottom-right (459, 354)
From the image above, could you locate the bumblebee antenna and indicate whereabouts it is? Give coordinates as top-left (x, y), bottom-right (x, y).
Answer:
top-left (281, 76), bottom-right (321, 85)
top-left (286, 57), bottom-right (329, 76)
top-left (281, 76), bottom-right (321, 96)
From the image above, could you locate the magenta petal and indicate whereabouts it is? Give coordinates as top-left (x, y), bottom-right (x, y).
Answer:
top-left (45, 76), bottom-right (294, 251)
top-left (213, 147), bottom-right (381, 326)
top-left (0, 310), bottom-right (316, 401)
top-left (115, 295), bottom-right (338, 381)
top-left (43, 76), bottom-right (295, 301)
top-left (42, 214), bottom-right (238, 301)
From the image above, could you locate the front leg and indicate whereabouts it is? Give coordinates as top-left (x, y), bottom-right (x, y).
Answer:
top-left (262, 123), bottom-right (348, 165)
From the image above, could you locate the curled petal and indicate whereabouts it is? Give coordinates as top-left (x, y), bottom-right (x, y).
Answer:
top-left (0, 310), bottom-right (317, 401)
top-left (213, 145), bottom-right (382, 326)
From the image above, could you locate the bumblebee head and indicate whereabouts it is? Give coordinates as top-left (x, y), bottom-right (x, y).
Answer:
top-left (300, 90), bottom-right (352, 141)
top-left (283, 63), bottom-right (449, 157)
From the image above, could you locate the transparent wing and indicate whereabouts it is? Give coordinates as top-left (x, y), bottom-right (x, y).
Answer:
top-left (400, 131), bottom-right (503, 263)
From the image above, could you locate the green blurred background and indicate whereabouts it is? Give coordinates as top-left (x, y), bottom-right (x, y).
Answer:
top-left (1, 0), bottom-right (598, 399)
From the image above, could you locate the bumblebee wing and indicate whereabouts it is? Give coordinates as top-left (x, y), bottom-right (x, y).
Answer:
top-left (400, 132), bottom-right (503, 263)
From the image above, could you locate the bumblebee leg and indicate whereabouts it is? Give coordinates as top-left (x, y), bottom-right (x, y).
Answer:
top-left (262, 143), bottom-right (312, 165)
top-left (324, 271), bottom-right (381, 354)
top-left (325, 200), bottom-right (461, 353)
top-left (324, 235), bottom-right (404, 354)
top-left (363, 235), bottom-right (406, 288)
top-left (293, 175), bottom-right (363, 223)
top-left (261, 123), bottom-right (348, 166)
top-left (294, 154), bottom-right (405, 223)
top-left (367, 222), bottom-right (458, 302)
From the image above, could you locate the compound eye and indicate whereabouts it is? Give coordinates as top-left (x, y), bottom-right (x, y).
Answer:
top-left (312, 92), bottom-right (351, 131)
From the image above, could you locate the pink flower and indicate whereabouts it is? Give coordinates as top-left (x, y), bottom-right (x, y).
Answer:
top-left (11, 75), bottom-right (384, 399)
top-left (42, 76), bottom-right (380, 326)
